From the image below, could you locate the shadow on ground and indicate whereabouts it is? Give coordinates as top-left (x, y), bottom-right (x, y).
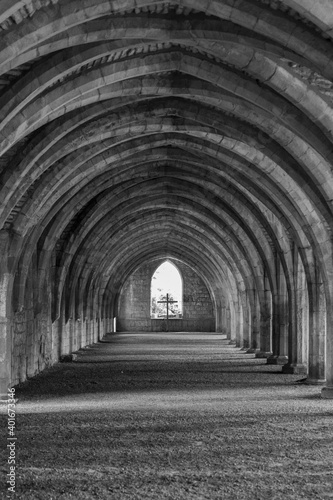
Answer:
top-left (3, 332), bottom-right (331, 500)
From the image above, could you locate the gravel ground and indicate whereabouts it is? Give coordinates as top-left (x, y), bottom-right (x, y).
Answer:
top-left (1, 332), bottom-right (333, 500)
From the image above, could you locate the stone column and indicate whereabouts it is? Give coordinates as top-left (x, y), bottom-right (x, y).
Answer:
top-left (268, 257), bottom-right (288, 365)
top-left (228, 302), bottom-right (236, 344)
top-left (76, 318), bottom-right (82, 349)
top-left (322, 309), bottom-right (333, 398)
top-left (321, 260), bottom-right (333, 397)
top-left (307, 280), bottom-right (326, 385)
top-left (215, 296), bottom-right (223, 333)
top-left (247, 289), bottom-right (260, 353)
top-left (0, 315), bottom-right (11, 402)
top-left (0, 230), bottom-right (13, 401)
top-left (282, 246), bottom-right (308, 374)
top-left (51, 319), bottom-right (60, 362)
top-left (255, 276), bottom-right (272, 358)
top-left (295, 259), bottom-right (309, 372)
top-left (69, 318), bottom-right (75, 352)
top-left (224, 304), bottom-right (231, 340)
top-left (61, 318), bottom-right (70, 355)
top-left (241, 291), bottom-right (251, 349)
top-left (234, 296), bottom-right (242, 348)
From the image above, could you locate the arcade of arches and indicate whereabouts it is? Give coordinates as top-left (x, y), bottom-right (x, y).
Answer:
top-left (0, 0), bottom-right (333, 399)
top-left (118, 259), bottom-right (215, 332)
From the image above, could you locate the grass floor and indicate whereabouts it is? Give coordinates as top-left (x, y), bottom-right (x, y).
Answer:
top-left (1, 332), bottom-right (333, 499)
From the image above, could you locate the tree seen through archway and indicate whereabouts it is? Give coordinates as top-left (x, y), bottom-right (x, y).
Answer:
top-left (151, 261), bottom-right (183, 319)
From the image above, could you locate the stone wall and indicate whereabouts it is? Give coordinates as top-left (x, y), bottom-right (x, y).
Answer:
top-left (117, 259), bottom-right (215, 332)
top-left (10, 263), bottom-right (53, 386)
top-left (9, 258), bottom-right (111, 387)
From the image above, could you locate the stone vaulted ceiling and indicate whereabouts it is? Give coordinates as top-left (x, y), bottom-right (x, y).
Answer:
top-left (1, 0), bottom-right (333, 396)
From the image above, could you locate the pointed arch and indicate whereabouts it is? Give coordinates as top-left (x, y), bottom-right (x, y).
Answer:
top-left (151, 260), bottom-right (183, 319)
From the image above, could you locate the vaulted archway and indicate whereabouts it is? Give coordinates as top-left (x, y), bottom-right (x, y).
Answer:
top-left (0, 0), bottom-right (332, 399)
top-left (117, 258), bottom-right (215, 332)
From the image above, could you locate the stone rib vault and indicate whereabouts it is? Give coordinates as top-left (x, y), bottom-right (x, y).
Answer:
top-left (0, 0), bottom-right (333, 398)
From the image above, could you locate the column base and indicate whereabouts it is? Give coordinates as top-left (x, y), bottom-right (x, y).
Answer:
top-left (228, 340), bottom-right (236, 345)
top-left (282, 363), bottom-right (308, 375)
top-left (255, 351), bottom-right (272, 359)
top-left (302, 378), bottom-right (326, 385)
top-left (0, 395), bottom-right (18, 404)
top-left (246, 348), bottom-right (258, 354)
top-left (321, 387), bottom-right (333, 399)
top-left (0, 393), bottom-right (8, 404)
top-left (60, 353), bottom-right (78, 362)
top-left (267, 355), bottom-right (288, 365)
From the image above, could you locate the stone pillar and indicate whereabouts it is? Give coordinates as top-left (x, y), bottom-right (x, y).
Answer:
top-left (224, 304), bottom-right (231, 341)
top-left (95, 319), bottom-right (99, 342)
top-left (75, 319), bottom-right (82, 349)
top-left (82, 318), bottom-right (87, 343)
top-left (51, 319), bottom-right (60, 362)
top-left (0, 230), bottom-right (13, 401)
top-left (307, 281), bottom-right (326, 385)
top-left (247, 289), bottom-right (260, 353)
top-left (228, 302), bottom-right (236, 344)
top-left (0, 315), bottom-right (11, 402)
top-left (234, 297), bottom-right (242, 347)
top-left (255, 277), bottom-right (272, 358)
top-left (60, 316), bottom-right (69, 355)
top-left (90, 319), bottom-right (94, 344)
top-left (321, 256), bottom-right (333, 397)
top-left (215, 296), bottom-right (223, 333)
top-left (99, 318), bottom-right (104, 339)
top-left (216, 306), bottom-right (223, 333)
top-left (296, 260), bottom-right (309, 371)
top-left (283, 247), bottom-right (308, 375)
top-left (322, 310), bottom-right (333, 398)
top-left (241, 291), bottom-right (251, 349)
top-left (268, 258), bottom-right (288, 365)
top-left (68, 318), bottom-right (75, 352)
